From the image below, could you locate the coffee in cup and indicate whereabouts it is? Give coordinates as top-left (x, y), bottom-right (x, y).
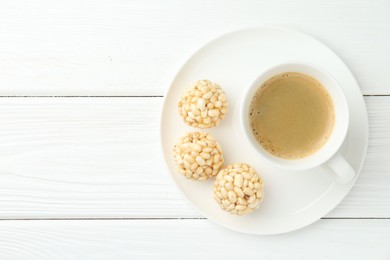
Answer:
top-left (241, 63), bottom-right (355, 183)
top-left (248, 72), bottom-right (335, 159)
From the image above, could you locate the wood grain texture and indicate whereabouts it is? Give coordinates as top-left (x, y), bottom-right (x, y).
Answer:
top-left (0, 219), bottom-right (388, 259)
top-left (0, 0), bottom-right (389, 95)
top-left (0, 97), bottom-right (387, 219)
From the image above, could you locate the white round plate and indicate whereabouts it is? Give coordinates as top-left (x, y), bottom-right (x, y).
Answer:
top-left (160, 27), bottom-right (368, 234)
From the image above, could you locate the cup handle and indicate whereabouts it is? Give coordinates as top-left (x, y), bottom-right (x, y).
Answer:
top-left (326, 153), bottom-right (355, 184)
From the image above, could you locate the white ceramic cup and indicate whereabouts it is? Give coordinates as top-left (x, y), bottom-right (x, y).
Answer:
top-left (241, 63), bottom-right (355, 183)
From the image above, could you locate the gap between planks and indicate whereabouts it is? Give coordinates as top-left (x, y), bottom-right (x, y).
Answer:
top-left (0, 95), bottom-right (386, 98)
top-left (0, 96), bottom-right (164, 98)
top-left (0, 217), bottom-right (388, 221)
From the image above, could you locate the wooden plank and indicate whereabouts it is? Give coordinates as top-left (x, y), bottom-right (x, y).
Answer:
top-left (0, 0), bottom-right (389, 95)
top-left (0, 219), bottom-right (388, 259)
top-left (0, 97), bottom-right (388, 218)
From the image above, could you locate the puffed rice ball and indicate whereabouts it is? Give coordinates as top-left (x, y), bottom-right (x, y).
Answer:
top-left (173, 132), bottom-right (224, 180)
top-left (214, 163), bottom-right (263, 216)
top-left (178, 80), bottom-right (228, 128)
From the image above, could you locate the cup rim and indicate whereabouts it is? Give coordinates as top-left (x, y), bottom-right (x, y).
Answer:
top-left (240, 62), bottom-right (350, 171)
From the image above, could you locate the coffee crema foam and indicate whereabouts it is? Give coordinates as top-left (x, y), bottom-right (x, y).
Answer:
top-left (249, 72), bottom-right (335, 159)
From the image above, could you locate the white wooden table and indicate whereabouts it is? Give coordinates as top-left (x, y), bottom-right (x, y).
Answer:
top-left (0, 0), bottom-right (389, 258)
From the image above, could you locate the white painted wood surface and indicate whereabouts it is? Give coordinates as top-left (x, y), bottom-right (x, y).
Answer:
top-left (0, 97), bottom-right (387, 219)
top-left (0, 0), bottom-right (389, 95)
top-left (0, 0), bottom-right (389, 258)
top-left (0, 219), bottom-right (389, 259)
